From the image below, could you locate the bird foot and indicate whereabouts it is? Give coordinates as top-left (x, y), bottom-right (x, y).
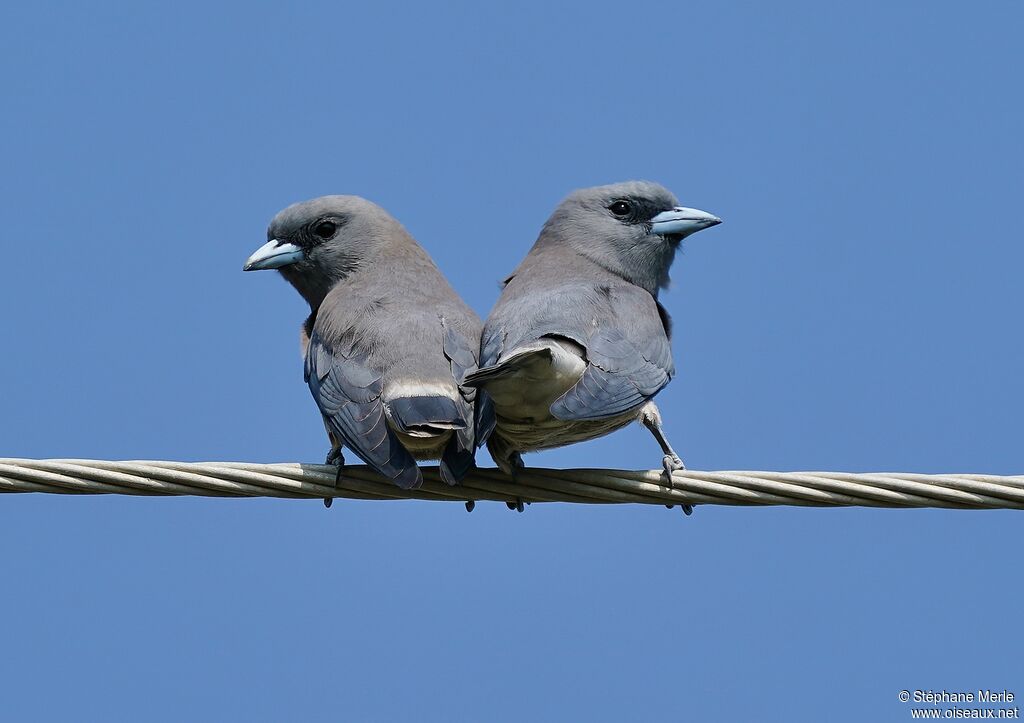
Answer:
top-left (465, 500), bottom-right (476, 513)
top-left (324, 449), bottom-right (344, 509)
top-left (498, 451), bottom-right (525, 478)
top-left (662, 454), bottom-right (685, 477)
top-left (505, 498), bottom-right (525, 513)
top-left (659, 456), bottom-right (692, 516)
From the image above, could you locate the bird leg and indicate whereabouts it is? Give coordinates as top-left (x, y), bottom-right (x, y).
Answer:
top-left (489, 441), bottom-right (526, 512)
top-left (639, 402), bottom-right (685, 475)
top-left (507, 452), bottom-right (525, 477)
top-left (485, 436), bottom-right (528, 512)
top-left (487, 436), bottom-right (525, 477)
top-left (639, 403), bottom-right (694, 516)
top-left (324, 444), bottom-right (344, 509)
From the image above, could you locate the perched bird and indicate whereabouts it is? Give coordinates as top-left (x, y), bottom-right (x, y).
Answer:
top-left (244, 195), bottom-right (490, 490)
top-left (465, 181), bottom-right (720, 479)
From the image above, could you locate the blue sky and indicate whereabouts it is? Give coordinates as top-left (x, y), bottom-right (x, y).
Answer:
top-left (1, 2), bottom-right (1021, 721)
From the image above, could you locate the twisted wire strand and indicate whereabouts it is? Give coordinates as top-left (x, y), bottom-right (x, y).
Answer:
top-left (0, 459), bottom-right (1022, 509)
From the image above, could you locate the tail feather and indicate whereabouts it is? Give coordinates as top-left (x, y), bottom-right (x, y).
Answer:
top-left (462, 347), bottom-right (553, 387)
top-left (439, 442), bottom-right (475, 485)
top-left (474, 390), bottom-right (496, 446)
top-left (387, 395), bottom-right (467, 435)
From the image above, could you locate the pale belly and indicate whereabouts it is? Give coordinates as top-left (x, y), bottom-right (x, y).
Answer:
top-left (494, 410), bottom-right (638, 452)
top-left (483, 338), bottom-right (640, 453)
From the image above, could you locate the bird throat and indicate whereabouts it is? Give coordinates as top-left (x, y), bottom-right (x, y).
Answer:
top-left (278, 263), bottom-right (339, 315)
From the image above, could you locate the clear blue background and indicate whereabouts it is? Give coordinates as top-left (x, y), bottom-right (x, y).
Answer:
top-left (1, 2), bottom-right (1021, 721)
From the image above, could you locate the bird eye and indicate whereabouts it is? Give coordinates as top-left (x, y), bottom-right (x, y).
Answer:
top-left (609, 200), bottom-right (632, 217)
top-left (313, 221), bottom-right (337, 239)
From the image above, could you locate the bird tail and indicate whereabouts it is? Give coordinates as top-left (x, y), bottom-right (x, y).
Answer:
top-left (462, 346), bottom-right (553, 387)
top-left (386, 395), bottom-right (482, 486)
top-left (386, 395), bottom-right (467, 436)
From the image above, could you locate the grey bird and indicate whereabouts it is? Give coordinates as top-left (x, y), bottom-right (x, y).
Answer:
top-left (244, 195), bottom-right (491, 491)
top-left (464, 181), bottom-right (720, 481)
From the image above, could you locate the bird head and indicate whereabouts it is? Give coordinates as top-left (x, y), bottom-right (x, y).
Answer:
top-left (541, 181), bottom-right (721, 294)
top-left (244, 195), bottom-right (409, 309)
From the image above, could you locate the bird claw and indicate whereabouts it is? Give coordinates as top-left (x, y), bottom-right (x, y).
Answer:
top-left (465, 500), bottom-right (475, 513)
top-left (505, 498), bottom-right (525, 513)
top-left (659, 456), bottom-right (692, 516)
top-left (324, 449), bottom-right (344, 509)
top-left (662, 454), bottom-right (685, 477)
top-left (503, 452), bottom-right (525, 478)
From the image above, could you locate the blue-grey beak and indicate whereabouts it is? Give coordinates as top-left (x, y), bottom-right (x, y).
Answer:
top-left (650, 207), bottom-right (722, 239)
top-left (243, 239), bottom-right (304, 271)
